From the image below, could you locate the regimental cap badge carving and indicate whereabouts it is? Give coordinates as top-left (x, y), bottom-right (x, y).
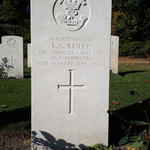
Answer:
top-left (58, 0), bottom-right (87, 9)
top-left (53, 0), bottom-right (90, 31)
top-left (7, 38), bottom-right (17, 48)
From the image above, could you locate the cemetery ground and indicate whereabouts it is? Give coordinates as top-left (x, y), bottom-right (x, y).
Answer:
top-left (0, 58), bottom-right (150, 150)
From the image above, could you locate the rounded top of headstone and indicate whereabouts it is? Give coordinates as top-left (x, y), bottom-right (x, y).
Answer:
top-left (1, 36), bottom-right (23, 48)
top-left (2, 35), bottom-right (23, 40)
top-left (111, 35), bottom-right (119, 40)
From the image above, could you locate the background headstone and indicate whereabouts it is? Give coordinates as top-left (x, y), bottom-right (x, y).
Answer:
top-left (110, 36), bottom-right (119, 74)
top-left (0, 44), bottom-right (2, 54)
top-left (32, 0), bottom-right (111, 149)
top-left (27, 43), bottom-right (31, 67)
top-left (0, 36), bottom-right (24, 78)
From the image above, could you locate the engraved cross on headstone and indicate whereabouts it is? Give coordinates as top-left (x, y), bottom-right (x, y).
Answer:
top-left (8, 56), bottom-right (16, 67)
top-left (58, 69), bottom-right (84, 114)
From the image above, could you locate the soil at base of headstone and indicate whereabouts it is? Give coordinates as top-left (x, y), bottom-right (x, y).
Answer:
top-left (0, 132), bottom-right (31, 150)
top-left (119, 56), bottom-right (150, 64)
top-left (0, 132), bottom-right (142, 150)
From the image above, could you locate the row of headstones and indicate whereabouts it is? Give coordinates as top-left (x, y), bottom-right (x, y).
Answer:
top-left (1, 1), bottom-right (114, 148)
top-left (27, 35), bottom-right (119, 73)
top-left (0, 35), bottom-right (119, 79)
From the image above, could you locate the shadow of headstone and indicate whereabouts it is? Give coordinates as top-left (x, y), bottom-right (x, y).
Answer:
top-left (109, 99), bottom-right (150, 145)
top-left (0, 57), bottom-right (14, 78)
top-left (32, 131), bottom-right (85, 150)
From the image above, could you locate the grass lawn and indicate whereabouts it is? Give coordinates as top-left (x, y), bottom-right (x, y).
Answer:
top-left (0, 59), bottom-right (31, 112)
top-left (0, 59), bottom-right (31, 135)
top-left (110, 63), bottom-right (150, 110)
top-left (0, 59), bottom-right (150, 147)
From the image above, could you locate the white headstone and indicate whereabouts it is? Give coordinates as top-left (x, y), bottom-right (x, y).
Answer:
top-left (0, 36), bottom-right (24, 78)
top-left (27, 43), bottom-right (31, 67)
top-left (32, 0), bottom-right (112, 149)
top-left (0, 44), bottom-right (2, 52)
top-left (110, 36), bottom-right (119, 74)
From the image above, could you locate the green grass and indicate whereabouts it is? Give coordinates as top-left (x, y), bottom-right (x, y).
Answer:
top-left (0, 121), bottom-right (31, 135)
top-left (110, 64), bottom-right (150, 110)
top-left (0, 61), bottom-right (150, 135)
top-left (0, 79), bottom-right (31, 112)
top-left (0, 59), bottom-right (31, 134)
top-left (119, 63), bottom-right (150, 72)
top-left (0, 59), bottom-right (31, 112)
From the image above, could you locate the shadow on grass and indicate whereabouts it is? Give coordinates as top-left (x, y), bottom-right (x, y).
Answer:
top-left (24, 72), bottom-right (31, 79)
top-left (1, 100), bottom-right (150, 147)
top-left (0, 106), bottom-right (31, 129)
top-left (118, 70), bottom-right (146, 77)
top-left (24, 74), bottom-right (31, 79)
top-left (109, 98), bottom-right (150, 145)
top-left (32, 131), bottom-right (85, 150)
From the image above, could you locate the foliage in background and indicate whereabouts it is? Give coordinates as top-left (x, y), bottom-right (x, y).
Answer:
top-left (112, 0), bottom-right (150, 41)
top-left (0, 0), bottom-right (30, 58)
top-left (119, 40), bottom-right (150, 57)
top-left (112, 0), bottom-right (150, 57)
